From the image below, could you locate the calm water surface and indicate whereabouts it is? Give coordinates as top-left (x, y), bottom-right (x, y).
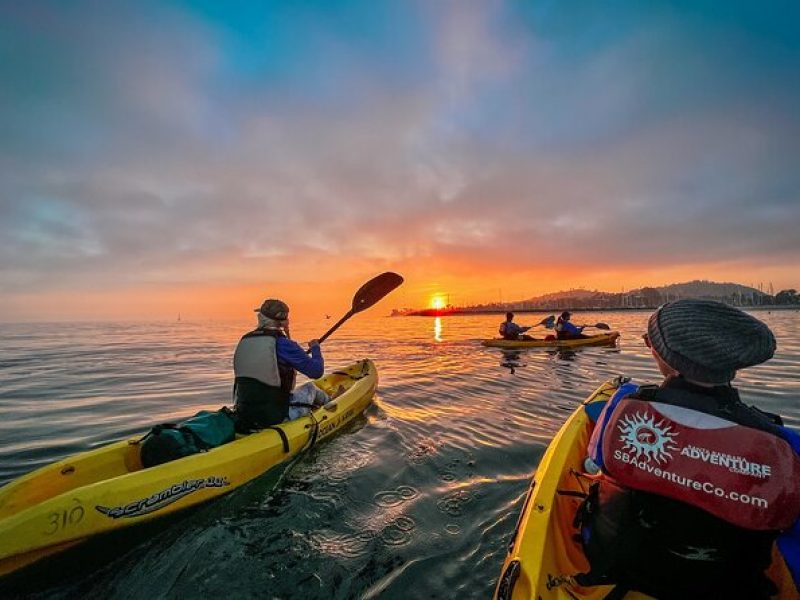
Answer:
top-left (1, 310), bottom-right (799, 598)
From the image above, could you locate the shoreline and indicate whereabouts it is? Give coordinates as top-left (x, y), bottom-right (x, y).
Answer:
top-left (394, 305), bottom-right (800, 316)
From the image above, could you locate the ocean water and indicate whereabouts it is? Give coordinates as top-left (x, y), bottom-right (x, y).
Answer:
top-left (1, 309), bottom-right (798, 598)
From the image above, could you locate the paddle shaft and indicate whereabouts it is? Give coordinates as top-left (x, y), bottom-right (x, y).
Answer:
top-left (313, 271), bottom-right (404, 346)
top-left (318, 309), bottom-right (354, 344)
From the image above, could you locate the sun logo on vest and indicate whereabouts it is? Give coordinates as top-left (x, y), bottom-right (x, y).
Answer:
top-left (618, 411), bottom-right (679, 464)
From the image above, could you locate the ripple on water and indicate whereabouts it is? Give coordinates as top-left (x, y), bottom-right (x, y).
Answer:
top-left (305, 489), bottom-right (345, 508)
top-left (2, 314), bottom-right (799, 598)
top-left (406, 437), bottom-right (442, 464)
top-left (379, 515), bottom-right (416, 547)
top-left (373, 485), bottom-right (419, 507)
top-left (391, 515), bottom-right (416, 531)
top-left (326, 449), bottom-right (373, 483)
top-left (311, 530), bottom-right (377, 559)
top-left (437, 489), bottom-right (474, 517)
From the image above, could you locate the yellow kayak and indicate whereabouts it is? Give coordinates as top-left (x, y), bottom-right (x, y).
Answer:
top-left (494, 378), bottom-right (797, 599)
top-left (0, 359), bottom-right (377, 577)
top-left (482, 332), bottom-right (620, 349)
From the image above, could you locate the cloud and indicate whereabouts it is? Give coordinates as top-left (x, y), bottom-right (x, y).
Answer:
top-left (1, 1), bottom-right (799, 319)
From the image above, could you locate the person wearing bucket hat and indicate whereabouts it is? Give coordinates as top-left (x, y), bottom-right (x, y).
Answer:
top-left (232, 298), bottom-right (325, 431)
top-left (644, 299), bottom-right (777, 385)
top-left (573, 300), bottom-right (800, 599)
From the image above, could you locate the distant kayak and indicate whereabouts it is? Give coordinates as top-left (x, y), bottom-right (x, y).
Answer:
top-left (494, 379), bottom-right (797, 599)
top-left (481, 332), bottom-right (620, 349)
top-left (0, 359), bottom-right (377, 578)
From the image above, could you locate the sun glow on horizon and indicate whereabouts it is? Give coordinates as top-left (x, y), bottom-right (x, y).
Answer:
top-left (429, 295), bottom-right (447, 309)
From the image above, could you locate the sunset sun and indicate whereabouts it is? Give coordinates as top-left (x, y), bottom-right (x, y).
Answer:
top-left (430, 295), bottom-right (447, 309)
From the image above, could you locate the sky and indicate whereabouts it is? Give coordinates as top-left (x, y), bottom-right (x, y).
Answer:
top-left (1, 1), bottom-right (799, 321)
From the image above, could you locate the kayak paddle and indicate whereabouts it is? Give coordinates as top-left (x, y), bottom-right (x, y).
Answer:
top-left (318, 272), bottom-right (404, 343)
top-left (538, 315), bottom-right (556, 329)
top-left (580, 322), bottom-right (611, 330)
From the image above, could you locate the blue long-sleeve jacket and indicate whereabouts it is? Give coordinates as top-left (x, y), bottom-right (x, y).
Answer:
top-left (276, 337), bottom-right (324, 379)
top-left (500, 322), bottom-right (531, 339)
top-left (559, 321), bottom-right (584, 335)
top-left (778, 426), bottom-right (800, 589)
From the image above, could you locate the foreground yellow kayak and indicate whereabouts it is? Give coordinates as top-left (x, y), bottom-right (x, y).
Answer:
top-left (494, 378), bottom-right (796, 599)
top-left (0, 359), bottom-right (377, 577)
top-left (482, 332), bottom-right (620, 349)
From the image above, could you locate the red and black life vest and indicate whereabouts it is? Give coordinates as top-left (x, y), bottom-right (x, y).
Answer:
top-left (576, 379), bottom-right (800, 598)
top-left (598, 385), bottom-right (800, 530)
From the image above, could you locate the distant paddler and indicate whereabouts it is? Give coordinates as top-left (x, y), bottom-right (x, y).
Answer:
top-left (555, 311), bottom-right (611, 339)
top-left (499, 313), bottom-right (555, 340)
top-left (554, 311), bottom-right (588, 339)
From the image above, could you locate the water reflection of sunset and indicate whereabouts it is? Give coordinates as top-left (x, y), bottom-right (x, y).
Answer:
top-left (434, 317), bottom-right (442, 342)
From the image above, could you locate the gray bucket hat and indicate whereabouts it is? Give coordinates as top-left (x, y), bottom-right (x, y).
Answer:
top-left (647, 299), bottom-right (776, 385)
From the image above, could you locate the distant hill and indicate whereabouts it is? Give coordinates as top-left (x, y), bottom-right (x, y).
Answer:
top-left (528, 288), bottom-right (602, 302)
top-left (444, 280), bottom-right (782, 313)
top-left (508, 280), bottom-right (768, 309)
top-left (394, 279), bottom-right (796, 316)
top-left (655, 280), bottom-right (764, 299)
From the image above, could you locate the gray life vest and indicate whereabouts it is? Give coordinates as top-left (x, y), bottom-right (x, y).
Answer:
top-left (234, 329), bottom-right (282, 387)
top-left (232, 328), bottom-right (295, 430)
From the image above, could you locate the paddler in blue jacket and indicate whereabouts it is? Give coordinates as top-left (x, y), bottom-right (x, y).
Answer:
top-left (554, 311), bottom-right (588, 339)
top-left (233, 299), bottom-right (325, 431)
top-left (577, 300), bottom-right (800, 599)
top-left (499, 312), bottom-right (534, 340)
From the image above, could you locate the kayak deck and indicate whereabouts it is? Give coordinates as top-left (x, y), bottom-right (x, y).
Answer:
top-left (495, 378), bottom-right (797, 599)
top-left (482, 332), bottom-right (620, 349)
top-left (0, 359), bottom-right (377, 577)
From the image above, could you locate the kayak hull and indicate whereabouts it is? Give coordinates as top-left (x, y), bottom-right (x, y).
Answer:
top-left (494, 378), bottom-right (797, 599)
top-left (482, 332), bottom-right (620, 349)
top-left (0, 359), bottom-right (377, 577)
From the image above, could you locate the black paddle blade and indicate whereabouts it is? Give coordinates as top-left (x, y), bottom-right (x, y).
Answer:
top-left (351, 272), bottom-right (404, 313)
top-left (318, 272), bottom-right (404, 344)
top-left (540, 315), bottom-right (556, 327)
top-left (594, 322), bottom-right (611, 330)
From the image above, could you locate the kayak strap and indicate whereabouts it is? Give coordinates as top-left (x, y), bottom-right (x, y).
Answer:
top-left (135, 423), bottom-right (212, 451)
top-left (288, 401), bottom-right (315, 409)
top-left (303, 411), bottom-right (320, 452)
top-left (265, 426), bottom-right (289, 453)
top-left (572, 576), bottom-right (629, 600)
top-left (556, 490), bottom-right (588, 499)
top-left (134, 423), bottom-right (178, 445)
top-left (495, 560), bottom-right (521, 600)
